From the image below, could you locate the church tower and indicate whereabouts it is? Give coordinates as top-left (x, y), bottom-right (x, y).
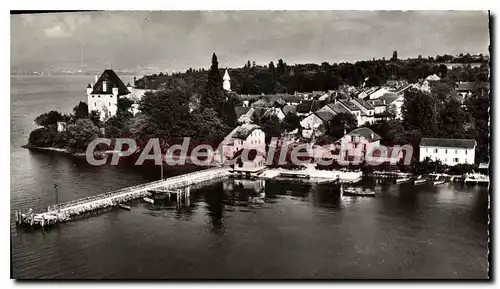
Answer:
top-left (223, 68), bottom-right (231, 92)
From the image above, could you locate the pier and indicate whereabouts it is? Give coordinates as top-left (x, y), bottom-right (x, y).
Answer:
top-left (14, 167), bottom-right (230, 229)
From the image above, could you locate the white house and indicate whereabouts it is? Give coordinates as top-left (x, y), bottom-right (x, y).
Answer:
top-left (419, 138), bottom-right (476, 166)
top-left (378, 93), bottom-right (404, 120)
top-left (335, 127), bottom-right (382, 161)
top-left (222, 124), bottom-right (266, 159)
top-left (337, 99), bottom-right (372, 126)
top-left (358, 87), bottom-right (391, 100)
top-left (351, 98), bottom-right (375, 124)
top-left (86, 69), bottom-right (132, 120)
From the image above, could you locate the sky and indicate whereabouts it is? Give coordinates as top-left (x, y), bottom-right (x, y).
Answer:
top-left (11, 11), bottom-right (490, 73)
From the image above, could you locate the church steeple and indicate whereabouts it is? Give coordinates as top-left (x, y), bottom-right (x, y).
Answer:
top-left (223, 66), bottom-right (231, 91)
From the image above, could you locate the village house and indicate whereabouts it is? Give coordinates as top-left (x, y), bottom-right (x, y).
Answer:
top-left (411, 74), bottom-right (441, 94)
top-left (296, 100), bottom-right (322, 117)
top-left (334, 127), bottom-right (382, 162)
top-left (456, 81), bottom-right (490, 98)
top-left (378, 93), bottom-right (404, 120)
top-left (318, 102), bottom-right (350, 116)
top-left (358, 87), bottom-right (391, 100)
top-left (263, 107), bottom-right (286, 121)
top-left (299, 110), bottom-right (335, 138)
top-left (337, 99), bottom-right (371, 125)
top-left (367, 99), bottom-right (391, 121)
top-left (419, 138), bottom-right (476, 166)
top-left (351, 98), bottom-right (375, 124)
top-left (221, 124), bottom-right (266, 159)
top-left (230, 148), bottom-right (267, 175)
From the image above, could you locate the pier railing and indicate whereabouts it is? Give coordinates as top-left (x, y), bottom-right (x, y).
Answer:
top-left (46, 167), bottom-right (230, 212)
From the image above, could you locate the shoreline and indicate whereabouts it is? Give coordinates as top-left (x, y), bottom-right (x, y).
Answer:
top-left (22, 144), bottom-right (106, 158)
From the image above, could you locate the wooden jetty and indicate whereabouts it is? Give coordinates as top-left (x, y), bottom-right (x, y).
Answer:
top-left (15, 167), bottom-right (230, 229)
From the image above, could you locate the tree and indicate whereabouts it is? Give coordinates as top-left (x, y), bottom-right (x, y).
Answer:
top-left (64, 118), bottom-right (100, 152)
top-left (403, 88), bottom-right (438, 137)
top-left (190, 108), bottom-right (227, 141)
top-left (437, 99), bottom-right (468, 138)
top-left (269, 61), bottom-right (276, 72)
top-left (28, 127), bottom-right (57, 147)
top-left (277, 59), bottom-right (286, 75)
top-left (89, 110), bottom-right (102, 127)
top-left (72, 101), bottom-right (89, 119)
top-left (219, 99), bottom-right (237, 130)
top-left (138, 89), bottom-right (192, 139)
top-left (203, 53), bottom-right (225, 111)
top-left (34, 110), bottom-right (63, 128)
top-left (260, 115), bottom-right (282, 144)
top-left (438, 64), bottom-right (448, 78)
top-left (282, 112), bottom-right (301, 133)
top-left (326, 113), bottom-right (357, 139)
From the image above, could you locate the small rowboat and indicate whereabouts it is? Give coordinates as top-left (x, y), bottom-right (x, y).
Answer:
top-left (434, 180), bottom-right (445, 186)
top-left (142, 197), bottom-right (154, 204)
top-left (414, 179), bottom-right (427, 185)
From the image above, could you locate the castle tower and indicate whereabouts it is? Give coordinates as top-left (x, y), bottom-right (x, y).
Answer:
top-left (223, 68), bottom-right (231, 92)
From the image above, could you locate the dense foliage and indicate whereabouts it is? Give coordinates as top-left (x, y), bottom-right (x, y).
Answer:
top-left (135, 53), bottom-right (488, 95)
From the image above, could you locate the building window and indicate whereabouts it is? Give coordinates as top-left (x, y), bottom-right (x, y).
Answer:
top-left (92, 95), bottom-right (94, 98)
top-left (434, 149), bottom-right (438, 153)
top-left (426, 149), bottom-right (428, 153)
top-left (98, 95), bottom-right (100, 98)
top-left (445, 149), bottom-right (447, 154)
top-left (455, 150), bottom-right (458, 154)
top-left (94, 102), bottom-right (96, 107)
top-left (454, 158), bottom-right (459, 162)
top-left (465, 150), bottom-right (467, 155)
top-left (109, 102), bottom-right (111, 106)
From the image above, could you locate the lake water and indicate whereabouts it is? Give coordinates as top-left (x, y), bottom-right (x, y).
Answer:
top-left (10, 75), bottom-right (489, 279)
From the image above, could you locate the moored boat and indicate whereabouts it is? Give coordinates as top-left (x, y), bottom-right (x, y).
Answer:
top-left (395, 178), bottom-right (411, 184)
top-left (341, 186), bottom-right (375, 197)
top-left (142, 197), bottom-right (154, 204)
top-left (119, 204), bottom-right (131, 210)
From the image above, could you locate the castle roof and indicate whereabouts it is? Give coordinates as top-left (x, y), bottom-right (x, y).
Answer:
top-left (91, 69), bottom-right (130, 96)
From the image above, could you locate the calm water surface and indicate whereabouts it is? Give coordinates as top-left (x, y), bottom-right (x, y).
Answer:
top-left (11, 75), bottom-right (489, 279)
